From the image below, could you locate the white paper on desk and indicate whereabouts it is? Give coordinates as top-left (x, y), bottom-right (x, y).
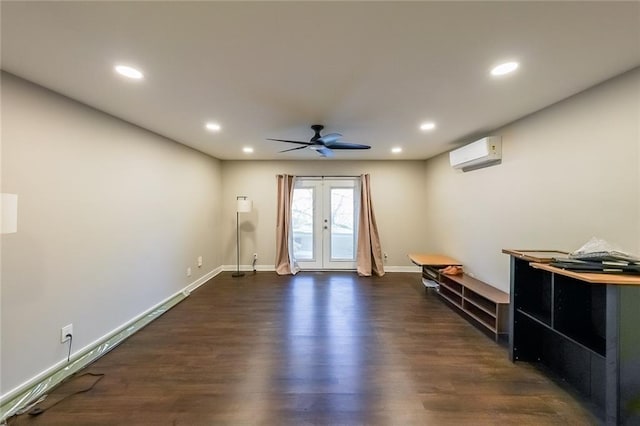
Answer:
top-left (571, 237), bottom-right (640, 263)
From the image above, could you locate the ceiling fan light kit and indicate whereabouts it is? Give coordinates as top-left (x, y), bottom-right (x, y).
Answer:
top-left (268, 125), bottom-right (371, 158)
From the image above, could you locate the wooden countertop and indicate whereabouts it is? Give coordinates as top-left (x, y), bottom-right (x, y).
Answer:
top-left (502, 249), bottom-right (569, 263)
top-left (530, 262), bottom-right (640, 286)
top-left (408, 254), bottom-right (462, 267)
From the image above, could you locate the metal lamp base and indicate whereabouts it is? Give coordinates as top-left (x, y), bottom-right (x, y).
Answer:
top-left (232, 272), bottom-right (245, 278)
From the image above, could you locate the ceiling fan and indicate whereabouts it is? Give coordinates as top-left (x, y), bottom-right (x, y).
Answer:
top-left (267, 124), bottom-right (371, 157)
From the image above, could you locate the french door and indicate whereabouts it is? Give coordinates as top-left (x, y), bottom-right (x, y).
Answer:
top-left (291, 177), bottom-right (360, 270)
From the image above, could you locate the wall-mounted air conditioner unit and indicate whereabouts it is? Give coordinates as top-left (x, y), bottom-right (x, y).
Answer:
top-left (449, 136), bottom-right (502, 172)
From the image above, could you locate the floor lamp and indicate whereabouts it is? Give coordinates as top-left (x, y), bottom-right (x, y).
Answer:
top-left (233, 196), bottom-right (252, 277)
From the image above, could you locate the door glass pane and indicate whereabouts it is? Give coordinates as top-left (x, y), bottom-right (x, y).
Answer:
top-left (291, 187), bottom-right (314, 260)
top-left (330, 188), bottom-right (355, 260)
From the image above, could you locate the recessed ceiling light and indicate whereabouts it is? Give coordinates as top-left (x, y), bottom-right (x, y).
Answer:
top-left (420, 122), bottom-right (436, 131)
top-left (243, 147), bottom-right (254, 154)
top-left (205, 122), bottom-right (221, 132)
top-left (391, 147), bottom-right (402, 154)
top-left (491, 61), bottom-right (519, 76)
top-left (114, 65), bottom-right (144, 80)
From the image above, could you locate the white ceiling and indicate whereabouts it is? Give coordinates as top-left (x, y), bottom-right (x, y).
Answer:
top-left (2, 1), bottom-right (639, 160)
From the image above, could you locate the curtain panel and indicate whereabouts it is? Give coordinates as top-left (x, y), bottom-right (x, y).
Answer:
top-left (356, 174), bottom-right (385, 276)
top-left (275, 174), bottom-right (298, 275)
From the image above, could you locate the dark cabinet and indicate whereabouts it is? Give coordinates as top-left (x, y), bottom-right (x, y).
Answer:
top-left (504, 249), bottom-right (640, 425)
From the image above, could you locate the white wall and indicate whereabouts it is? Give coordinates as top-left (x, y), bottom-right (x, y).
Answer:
top-left (3, 65), bottom-right (637, 398)
top-left (423, 68), bottom-right (640, 292)
top-left (221, 160), bottom-right (427, 269)
top-left (0, 73), bottom-right (222, 395)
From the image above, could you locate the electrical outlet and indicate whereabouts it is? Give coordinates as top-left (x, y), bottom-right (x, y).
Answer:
top-left (253, 253), bottom-right (258, 260)
top-left (61, 324), bottom-right (73, 343)
top-left (187, 267), bottom-right (192, 277)
top-left (197, 256), bottom-right (203, 267)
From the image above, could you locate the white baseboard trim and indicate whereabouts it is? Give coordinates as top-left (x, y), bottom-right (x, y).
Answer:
top-left (0, 268), bottom-right (219, 422)
top-left (184, 266), bottom-right (222, 294)
top-left (222, 264), bottom-right (276, 272)
top-left (222, 265), bottom-right (420, 273)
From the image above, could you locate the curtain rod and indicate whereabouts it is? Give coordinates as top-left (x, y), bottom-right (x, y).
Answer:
top-left (277, 175), bottom-right (362, 178)
top-left (298, 175), bottom-right (361, 178)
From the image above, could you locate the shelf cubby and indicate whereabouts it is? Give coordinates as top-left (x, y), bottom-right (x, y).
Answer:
top-left (513, 257), bottom-right (552, 326)
top-left (553, 274), bottom-right (606, 356)
top-left (439, 275), bottom-right (463, 296)
top-left (438, 284), bottom-right (462, 306)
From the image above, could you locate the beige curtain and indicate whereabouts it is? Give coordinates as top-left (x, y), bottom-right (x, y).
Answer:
top-left (356, 174), bottom-right (385, 276)
top-left (275, 174), bottom-right (298, 275)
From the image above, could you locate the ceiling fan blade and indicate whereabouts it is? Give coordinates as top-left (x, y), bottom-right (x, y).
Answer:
top-left (269, 127), bottom-right (365, 156)
top-left (316, 133), bottom-right (342, 145)
top-left (315, 147), bottom-right (334, 157)
top-left (279, 145), bottom-right (309, 153)
top-left (323, 142), bottom-right (371, 150)
top-left (267, 138), bottom-right (312, 145)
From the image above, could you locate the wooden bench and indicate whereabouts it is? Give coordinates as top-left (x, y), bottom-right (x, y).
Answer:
top-left (436, 272), bottom-right (509, 341)
top-left (408, 253), bottom-right (509, 340)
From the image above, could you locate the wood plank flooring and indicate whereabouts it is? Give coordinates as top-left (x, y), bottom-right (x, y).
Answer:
top-left (9, 272), bottom-right (598, 425)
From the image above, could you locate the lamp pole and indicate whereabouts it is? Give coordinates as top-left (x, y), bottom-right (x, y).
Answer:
top-left (233, 196), bottom-right (251, 278)
top-left (232, 208), bottom-right (244, 277)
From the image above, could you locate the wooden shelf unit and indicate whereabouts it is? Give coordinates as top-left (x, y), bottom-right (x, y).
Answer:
top-left (408, 253), bottom-right (509, 341)
top-left (437, 272), bottom-right (509, 340)
top-left (504, 249), bottom-right (640, 425)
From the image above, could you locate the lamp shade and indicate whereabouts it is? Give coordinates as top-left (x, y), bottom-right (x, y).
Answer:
top-left (1, 193), bottom-right (18, 234)
top-left (236, 198), bottom-right (252, 213)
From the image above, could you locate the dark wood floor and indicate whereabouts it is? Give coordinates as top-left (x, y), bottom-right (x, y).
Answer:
top-left (10, 272), bottom-right (598, 425)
